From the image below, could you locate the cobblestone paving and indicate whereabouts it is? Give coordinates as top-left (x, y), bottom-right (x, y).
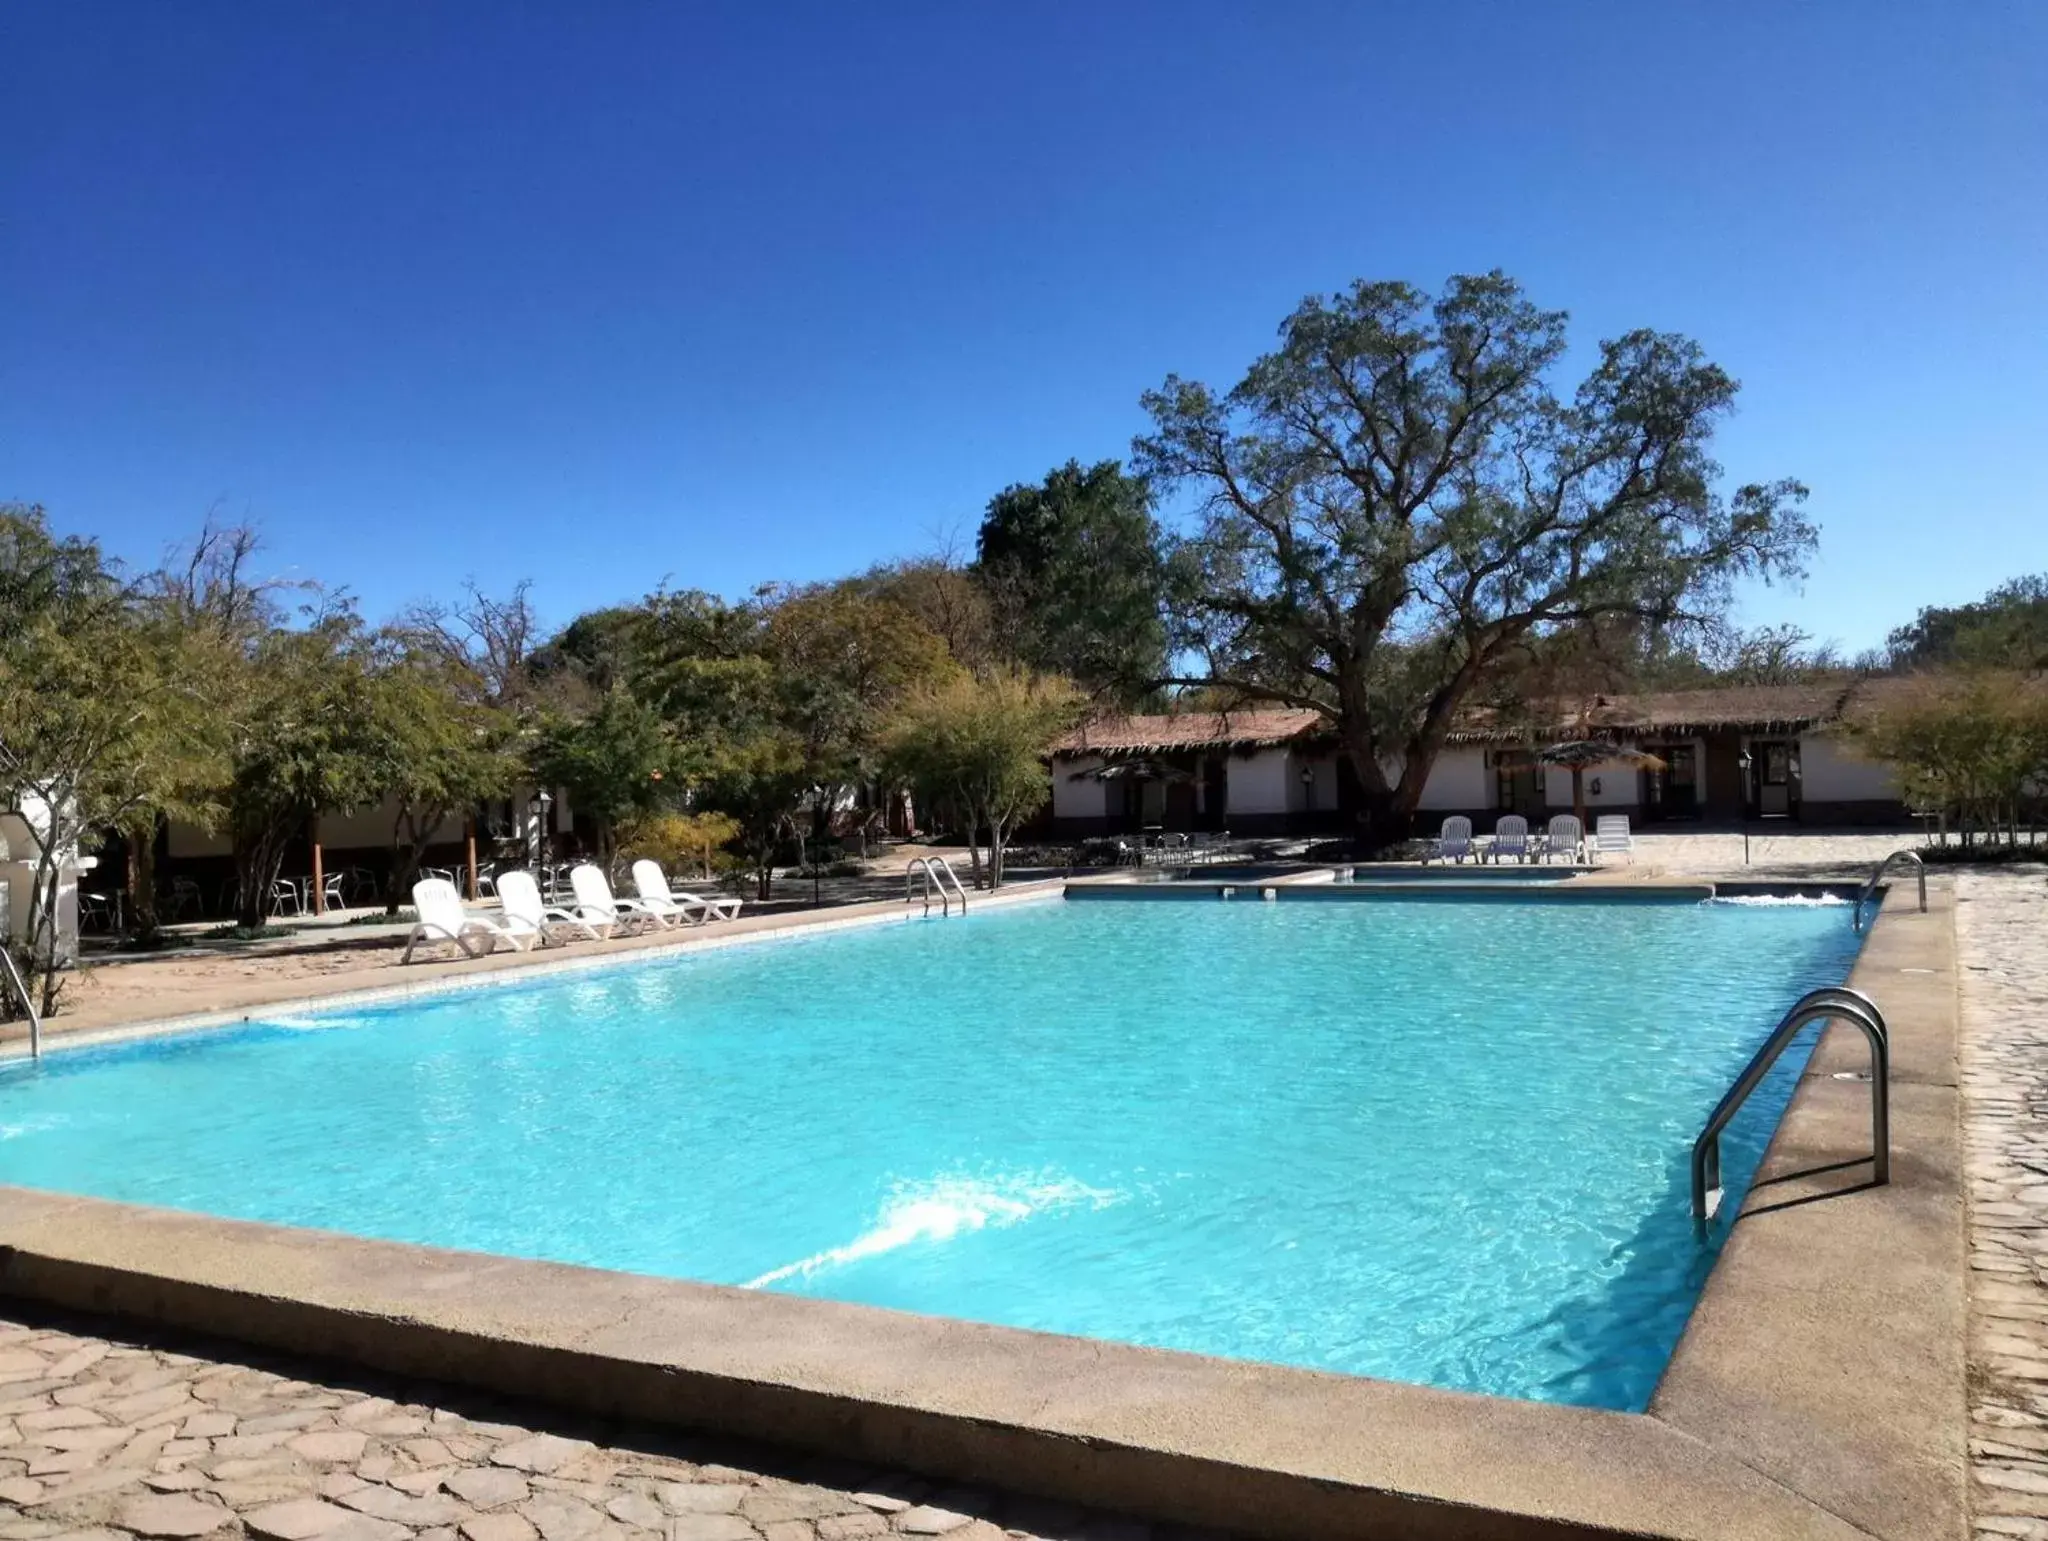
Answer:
top-left (1958, 867), bottom-right (2048, 1539)
top-left (0, 1311), bottom-right (1222, 1541)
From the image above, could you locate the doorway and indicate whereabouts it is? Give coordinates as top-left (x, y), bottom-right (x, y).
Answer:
top-left (1749, 739), bottom-right (1799, 818)
top-left (1494, 759), bottom-right (1547, 819)
top-left (1642, 744), bottom-right (1700, 822)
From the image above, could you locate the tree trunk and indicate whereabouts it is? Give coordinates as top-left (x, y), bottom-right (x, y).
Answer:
top-left (130, 821), bottom-right (161, 944)
top-left (234, 818), bottom-right (294, 931)
top-left (388, 804), bottom-right (452, 914)
top-left (29, 841), bottom-right (65, 1015)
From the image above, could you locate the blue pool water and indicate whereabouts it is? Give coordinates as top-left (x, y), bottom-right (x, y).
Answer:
top-left (0, 895), bottom-right (1860, 1410)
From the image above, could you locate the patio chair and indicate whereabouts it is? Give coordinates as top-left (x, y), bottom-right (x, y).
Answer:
top-left (630, 860), bottom-right (744, 924)
top-left (1594, 814), bottom-right (1635, 864)
top-left (496, 869), bottom-right (604, 944)
top-left (269, 877), bottom-right (303, 916)
top-left (1424, 816), bottom-right (1475, 864)
top-left (1542, 814), bottom-right (1584, 864)
top-left (1491, 814), bottom-right (1531, 864)
top-left (569, 862), bottom-right (669, 933)
top-left (402, 878), bottom-right (525, 963)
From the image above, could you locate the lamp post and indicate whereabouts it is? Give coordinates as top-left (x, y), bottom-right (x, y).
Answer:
top-left (534, 789), bottom-right (553, 877)
top-left (1737, 751), bottom-right (1752, 865)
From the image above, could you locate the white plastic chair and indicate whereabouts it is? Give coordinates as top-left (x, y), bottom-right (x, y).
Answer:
top-left (1543, 815), bottom-right (1584, 864)
top-left (630, 860), bottom-right (744, 925)
top-left (569, 863), bottom-right (669, 932)
top-left (1594, 814), bottom-right (1635, 864)
top-left (1491, 814), bottom-right (1530, 864)
top-left (496, 869), bottom-right (602, 944)
top-left (402, 878), bottom-right (523, 963)
top-left (1425, 815), bottom-right (1475, 864)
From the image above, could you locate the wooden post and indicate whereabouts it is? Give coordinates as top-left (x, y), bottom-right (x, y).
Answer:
top-left (309, 817), bottom-right (326, 916)
top-left (465, 817), bottom-right (480, 902)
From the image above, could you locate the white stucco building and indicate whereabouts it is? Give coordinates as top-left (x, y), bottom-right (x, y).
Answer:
top-left (1046, 682), bottom-right (1908, 838)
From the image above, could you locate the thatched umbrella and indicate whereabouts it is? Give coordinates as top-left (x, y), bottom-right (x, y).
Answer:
top-left (1503, 740), bottom-right (1666, 832)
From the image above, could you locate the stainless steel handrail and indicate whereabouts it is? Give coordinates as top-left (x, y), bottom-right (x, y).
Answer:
top-left (905, 856), bottom-right (969, 916)
top-left (1691, 985), bottom-right (1888, 1223)
top-left (0, 945), bottom-right (42, 1060)
top-left (1853, 850), bottom-right (1926, 933)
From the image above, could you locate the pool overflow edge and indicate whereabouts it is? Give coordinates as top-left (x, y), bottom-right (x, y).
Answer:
top-left (0, 880), bottom-right (1963, 1541)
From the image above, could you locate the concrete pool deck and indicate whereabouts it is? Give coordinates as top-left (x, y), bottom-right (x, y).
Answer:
top-left (0, 867), bottom-right (1971, 1539)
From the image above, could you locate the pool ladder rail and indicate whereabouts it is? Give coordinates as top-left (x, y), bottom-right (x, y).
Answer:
top-left (1691, 985), bottom-right (1888, 1227)
top-left (906, 856), bottom-right (969, 917)
top-left (1853, 850), bottom-right (1926, 932)
top-left (0, 944), bottom-right (41, 1060)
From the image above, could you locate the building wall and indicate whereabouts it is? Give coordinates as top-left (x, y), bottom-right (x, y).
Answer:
top-left (1226, 750), bottom-right (1295, 817)
top-left (1543, 759), bottom-right (1642, 809)
top-left (1415, 748), bottom-right (1491, 811)
top-left (1051, 756), bottom-right (1110, 824)
top-left (1799, 733), bottom-right (1902, 802)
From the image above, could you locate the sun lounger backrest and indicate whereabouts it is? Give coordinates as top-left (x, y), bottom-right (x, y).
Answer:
top-left (497, 870), bottom-right (543, 927)
top-left (411, 878), bottom-right (465, 934)
top-left (569, 863), bottom-right (619, 920)
top-left (630, 860), bottom-right (670, 903)
top-left (1547, 814), bottom-right (1582, 858)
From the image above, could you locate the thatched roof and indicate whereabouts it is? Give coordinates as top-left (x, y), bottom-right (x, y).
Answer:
top-left (1054, 708), bottom-right (1325, 756)
top-left (1056, 681), bottom-right (1884, 760)
top-left (1446, 681), bottom-right (1863, 743)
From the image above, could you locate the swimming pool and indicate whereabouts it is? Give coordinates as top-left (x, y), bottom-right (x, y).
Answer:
top-left (0, 894), bottom-right (1861, 1411)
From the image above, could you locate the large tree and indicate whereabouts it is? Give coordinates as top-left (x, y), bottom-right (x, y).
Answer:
top-left (976, 459), bottom-right (1168, 704)
top-left (1134, 271), bottom-right (1815, 843)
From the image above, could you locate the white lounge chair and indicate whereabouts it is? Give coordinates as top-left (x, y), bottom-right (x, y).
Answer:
top-left (630, 860), bottom-right (744, 925)
top-left (402, 878), bottom-right (525, 963)
top-left (1594, 815), bottom-right (1635, 864)
top-left (497, 869), bottom-right (604, 944)
top-left (1542, 814), bottom-right (1584, 864)
top-left (1491, 814), bottom-right (1531, 864)
top-left (1425, 815), bottom-right (1475, 864)
top-left (569, 862), bottom-right (669, 933)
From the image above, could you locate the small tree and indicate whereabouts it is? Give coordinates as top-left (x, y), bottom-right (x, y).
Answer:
top-left (225, 612), bottom-right (393, 930)
top-left (614, 809), bottom-right (741, 882)
top-left (1845, 673), bottom-right (2048, 848)
top-left (881, 669), bottom-right (1082, 889)
top-left (0, 508), bottom-right (232, 1001)
top-left (529, 685), bottom-right (683, 865)
top-left (366, 650), bottom-right (521, 911)
top-left (698, 732), bottom-right (814, 899)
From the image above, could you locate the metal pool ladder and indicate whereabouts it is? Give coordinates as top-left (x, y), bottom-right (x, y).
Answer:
top-left (906, 856), bottom-right (969, 916)
top-left (1853, 850), bottom-right (1926, 932)
top-left (0, 945), bottom-right (41, 1060)
top-left (1691, 985), bottom-right (1888, 1224)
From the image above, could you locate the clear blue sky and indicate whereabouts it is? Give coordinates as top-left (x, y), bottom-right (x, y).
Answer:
top-left (5, 2), bottom-right (2042, 651)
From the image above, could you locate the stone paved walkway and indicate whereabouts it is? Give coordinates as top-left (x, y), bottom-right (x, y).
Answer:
top-left (0, 1309), bottom-right (1219, 1541)
top-left (1958, 866), bottom-right (2048, 1539)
